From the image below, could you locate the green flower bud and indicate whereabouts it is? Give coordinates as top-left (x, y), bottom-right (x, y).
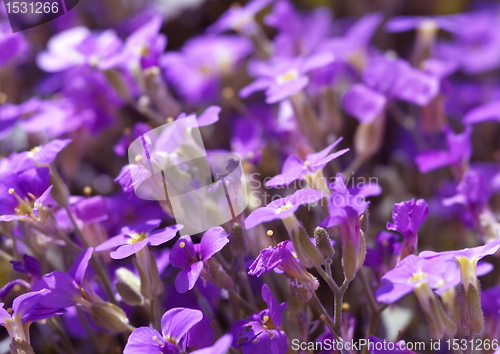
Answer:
top-left (291, 225), bottom-right (323, 269)
top-left (314, 227), bottom-right (334, 261)
top-left (459, 283), bottom-right (484, 335)
top-left (133, 248), bottom-right (163, 300)
top-left (115, 268), bottom-right (143, 306)
top-left (90, 302), bottom-right (130, 332)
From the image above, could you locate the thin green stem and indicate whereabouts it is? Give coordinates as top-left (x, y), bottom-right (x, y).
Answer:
top-left (334, 280), bottom-right (349, 335)
top-left (310, 292), bottom-right (342, 341)
top-left (150, 296), bottom-right (161, 332)
top-left (314, 265), bottom-right (340, 293)
top-left (229, 290), bottom-right (258, 313)
top-left (64, 206), bottom-right (116, 303)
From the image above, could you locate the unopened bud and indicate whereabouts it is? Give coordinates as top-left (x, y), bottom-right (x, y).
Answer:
top-left (48, 165), bottom-right (69, 207)
top-left (230, 223), bottom-right (248, 256)
top-left (90, 302), bottom-right (130, 332)
top-left (314, 227), bottom-right (334, 261)
top-left (291, 226), bottom-right (323, 269)
top-left (102, 68), bottom-right (132, 102)
top-left (115, 268), bottom-right (143, 306)
top-left (354, 113), bottom-right (386, 161)
top-left (202, 257), bottom-right (234, 291)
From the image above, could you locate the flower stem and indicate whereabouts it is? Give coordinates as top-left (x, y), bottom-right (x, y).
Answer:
top-left (150, 296), bottom-right (161, 332)
top-left (310, 292), bottom-right (342, 341)
top-left (238, 256), bottom-right (256, 308)
top-left (64, 206), bottom-right (116, 303)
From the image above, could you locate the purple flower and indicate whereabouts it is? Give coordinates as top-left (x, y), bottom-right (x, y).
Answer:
top-left (240, 53), bottom-right (335, 104)
top-left (376, 255), bottom-right (456, 338)
top-left (11, 254), bottom-right (41, 286)
top-left (365, 231), bottom-right (401, 276)
top-left (376, 255), bottom-right (449, 304)
top-left (207, 0), bottom-right (273, 35)
top-left (0, 289), bottom-right (62, 343)
top-left (230, 284), bottom-right (288, 354)
top-left (342, 55), bottom-right (439, 124)
top-left (384, 16), bottom-right (456, 33)
top-left (123, 307), bottom-right (214, 354)
top-left (386, 198), bottom-right (429, 259)
top-left (434, 11), bottom-right (500, 74)
top-left (169, 227), bottom-right (229, 293)
top-left (37, 27), bottom-right (122, 72)
top-left (99, 16), bottom-right (164, 70)
top-left (463, 99), bottom-right (500, 124)
top-left (321, 173), bottom-right (381, 279)
top-left (264, 0), bottom-right (333, 57)
top-left (415, 125), bottom-right (472, 175)
top-left (249, 240), bottom-right (319, 301)
top-left (419, 239), bottom-right (500, 293)
top-left (0, 167), bottom-right (52, 222)
top-left (0, 21), bottom-right (28, 68)
top-left (96, 219), bottom-right (183, 259)
top-left (265, 137), bottom-right (349, 189)
top-left (162, 35), bottom-right (252, 103)
top-left (244, 189), bottom-right (324, 230)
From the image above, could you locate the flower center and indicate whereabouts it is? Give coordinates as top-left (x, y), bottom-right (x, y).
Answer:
top-left (128, 233), bottom-right (147, 244)
top-left (277, 69), bottom-right (299, 84)
top-left (276, 201), bottom-right (294, 214)
top-left (27, 146), bottom-right (41, 158)
top-left (409, 271), bottom-right (427, 282)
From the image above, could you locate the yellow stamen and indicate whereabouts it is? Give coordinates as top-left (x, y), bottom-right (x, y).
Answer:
top-left (135, 155), bottom-right (142, 162)
top-left (267, 230), bottom-right (273, 237)
top-left (167, 117), bottom-right (174, 123)
top-left (342, 303), bottom-right (350, 311)
top-left (409, 272), bottom-right (427, 282)
top-left (179, 242), bottom-right (186, 248)
top-left (8, 188), bottom-right (14, 194)
top-left (128, 233), bottom-right (147, 244)
top-left (277, 69), bottom-right (299, 84)
top-left (276, 201), bottom-right (293, 214)
top-left (304, 160), bottom-right (310, 166)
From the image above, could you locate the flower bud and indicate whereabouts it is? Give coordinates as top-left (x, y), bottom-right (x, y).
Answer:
top-left (291, 225), bottom-right (323, 269)
top-left (354, 113), bottom-right (386, 162)
top-left (48, 165), bottom-right (69, 207)
top-left (115, 268), bottom-right (143, 306)
top-left (314, 227), bottom-right (334, 261)
top-left (102, 68), bottom-right (132, 102)
top-left (202, 257), bottom-right (234, 291)
top-left (230, 223), bottom-right (248, 256)
top-left (90, 302), bottom-right (130, 332)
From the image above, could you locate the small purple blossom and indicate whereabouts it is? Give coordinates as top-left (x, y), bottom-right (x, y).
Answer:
top-left (96, 219), bottom-right (183, 259)
top-left (170, 227), bottom-right (229, 293)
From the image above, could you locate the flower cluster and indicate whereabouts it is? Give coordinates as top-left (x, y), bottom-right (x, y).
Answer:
top-left (1, 0), bottom-right (500, 353)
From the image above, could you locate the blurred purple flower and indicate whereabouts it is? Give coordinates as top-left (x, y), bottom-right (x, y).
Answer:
top-left (265, 137), bottom-right (348, 188)
top-left (0, 21), bottom-right (28, 68)
top-left (464, 100), bottom-right (500, 124)
top-left (240, 53), bottom-right (335, 104)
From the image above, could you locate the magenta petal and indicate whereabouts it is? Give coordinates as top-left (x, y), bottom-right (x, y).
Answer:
top-left (240, 78), bottom-right (273, 99)
top-left (95, 234), bottom-right (130, 252)
top-left (265, 155), bottom-right (306, 188)
top-left (174, 261), bottom-right (203, 294)
top-left (244, 207), bottom-right (282, 230)
top-left (414, 150), bottom-right (451, 173)
top-left (186, 318), bottom-right (214, 349)
top-left (307, 137), bottom-right (343, 165)
top-left (147, 224), bottom-right (183, 246)
top-left (123, 327), bottom-right (166, 354)
top-left (342, 84), bottom-right (386, 124)
top-left (199, 227), bottom-right (229, 262)
top-left (262, 284), bottom-right (283, 328)
top-left (170, 235), bottom-right (196, 269)
top-left (266, 76), bottom-right (309, 104)
top-left (32, 139), bottom-right (72, 164)
top-left (375, 282), bottom-right (414, 304)
top-left (300, 52), bottom-right (335, 73)
top-left (312, 148), bottom-right (349, 171)
top-left (197, 106), bottom-right (221, 127)
top-left (191, 334), bottom-right (233, 354)
top-left (68, 247), bottom-right (93, 286)
top-left (161, 307), bottom-right (203, 340)
top-left (110, 239), bottom-right (149, 259)
top-left (463, 100), bottom-right (500, 124)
